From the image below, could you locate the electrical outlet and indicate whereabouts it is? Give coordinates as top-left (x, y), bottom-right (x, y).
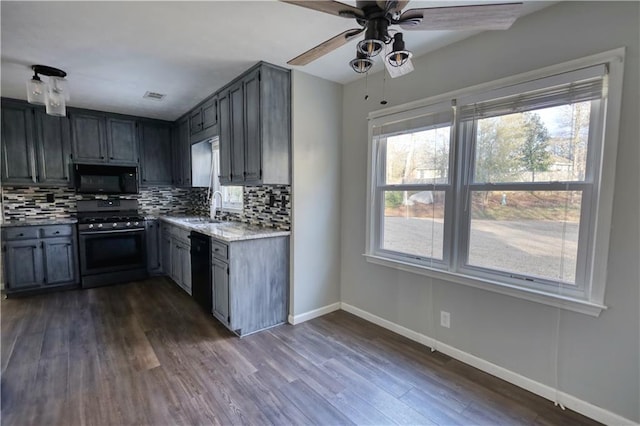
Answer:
top-left (46, 193), bottom-right (54, 203)
top-left (440, 311), bottom-right (451, 328)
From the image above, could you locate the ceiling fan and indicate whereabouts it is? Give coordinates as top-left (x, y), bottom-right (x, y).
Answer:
top-left (282, 1), bottom-right (523, 76)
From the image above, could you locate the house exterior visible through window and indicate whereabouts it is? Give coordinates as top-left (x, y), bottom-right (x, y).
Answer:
top-left (211, 138), bottom-right (243, 212)
top-left (365, 50), bottom-right (625, 315)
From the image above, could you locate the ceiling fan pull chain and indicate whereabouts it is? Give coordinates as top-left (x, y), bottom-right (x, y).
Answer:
top-left (380, 65), bottom-right (388, 105)
top-left (365, 72), bottom-right (369, 100)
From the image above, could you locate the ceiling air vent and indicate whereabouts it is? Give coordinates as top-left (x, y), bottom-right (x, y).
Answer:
top-left (143, 91), bottom-right (166, 101)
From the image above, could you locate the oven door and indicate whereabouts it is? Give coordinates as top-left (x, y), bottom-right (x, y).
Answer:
top-left (79, 228), bottom-right (146, 276)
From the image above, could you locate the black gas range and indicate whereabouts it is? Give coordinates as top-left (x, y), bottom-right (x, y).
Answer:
top-left (77, 200), bottom-right (148, 288)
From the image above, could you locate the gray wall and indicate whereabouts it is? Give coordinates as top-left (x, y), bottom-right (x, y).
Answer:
top-left (291, 71), bottom-right (343, 317)
top-left (340, 1), bottom-right (639, 422)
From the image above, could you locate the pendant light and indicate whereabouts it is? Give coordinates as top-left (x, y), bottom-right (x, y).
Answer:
top-left (357, 19), bottom-right (388, 58)
top-left (350, 50), bottom-right (374, 74)
top-left (386, 33), bottom-right (412, 68)
top-left (26, 65), bottom-right (69, 116)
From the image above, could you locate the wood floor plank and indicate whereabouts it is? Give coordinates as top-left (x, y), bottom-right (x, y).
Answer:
top-left (0, 278), bottom-right (603, 426)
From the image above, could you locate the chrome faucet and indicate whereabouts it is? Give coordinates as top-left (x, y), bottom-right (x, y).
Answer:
top-left (211, 191), bottom-right (223, 218)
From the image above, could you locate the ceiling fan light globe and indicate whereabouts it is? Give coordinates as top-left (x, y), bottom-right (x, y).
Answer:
top-left (26, 76), bottom-right (47, 105)
top-left (357, 39), bottom-right (384, 58)
top-left (386, 49), bottom-right (412, 67)
top-left (350, 56), bottom-right (373, 73)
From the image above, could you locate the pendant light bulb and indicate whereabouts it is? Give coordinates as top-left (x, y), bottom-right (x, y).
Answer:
top-left (26, 73), bottom-right (47, 105)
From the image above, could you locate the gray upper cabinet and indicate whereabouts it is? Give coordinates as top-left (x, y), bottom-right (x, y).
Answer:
top-left (34, 110), bottom-right (72, 185)
top-left (139, 121), bottom-right (173, 186)
top-left (189, 95), bottom-right (218, 143)
top-left (1, 100), bottom-right (36, 185)
top-left (1, 99), bottom-right (72, 187)
top-left (218, 91), bottom-right (232, 183)
top-left (229, 81), bottom-right (245, 184)
top-left (71, 109), bottom-right (139, 165)
top-left (217, 62), bottom-right (291, 186)
top-left (172, 117), bottom-right (191, 187)
top-left (70, 111), bottom-right (107, 163)
top-left (106, 118), bottom-right (138, 164)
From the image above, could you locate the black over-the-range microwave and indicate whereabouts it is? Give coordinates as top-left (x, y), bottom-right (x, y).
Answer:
top-left (73, 163), bottom-right (139, 194)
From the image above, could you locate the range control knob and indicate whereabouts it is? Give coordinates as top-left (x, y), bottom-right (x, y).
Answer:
top-left (133, 221), bottom-right (139, 226)
top-left (126, 222), bottom-right (131, 227)
top-left (88, 224), bottom-right (94, 229)
top-left (112, 223), bottom-right (118, 228)
top-left (97, 224), bottom-right (103, 228)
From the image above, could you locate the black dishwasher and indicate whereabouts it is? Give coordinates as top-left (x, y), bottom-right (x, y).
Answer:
top-left (190, 232), bottom-right (212, 312)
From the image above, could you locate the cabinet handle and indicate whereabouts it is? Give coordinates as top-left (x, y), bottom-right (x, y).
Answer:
top-left (214, 248), bottom-right (219, 252)
top-left (101, 156), bottom-right (105, 160)
top-left (18, 233), bottom-right (23, 237)
top-left (110, 157), bottom-right (114, 160)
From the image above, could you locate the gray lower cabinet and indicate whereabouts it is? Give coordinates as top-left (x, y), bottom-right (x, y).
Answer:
top-left (145, 220), bottom-right (162, 275)
top-left (2, 224), bottom-right (79, 294)
top-left (160, 222), bottom-right (191, 295)
top-left (211, 235), bottom-right (289, 336)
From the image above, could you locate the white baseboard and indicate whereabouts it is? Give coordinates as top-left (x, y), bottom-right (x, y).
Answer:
top-left (288, 302), bottom-right (341, 325)
top-left (340, 302), bottom-right (637, 426)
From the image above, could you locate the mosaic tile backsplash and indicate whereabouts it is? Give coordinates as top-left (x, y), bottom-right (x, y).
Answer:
top-left (1, 184), bottom-right (290, 231)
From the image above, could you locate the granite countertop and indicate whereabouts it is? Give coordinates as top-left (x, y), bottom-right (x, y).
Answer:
top-left (158, 216), bottom-right (290, 242)
top-left (1, 218), bottom-right (78, 228)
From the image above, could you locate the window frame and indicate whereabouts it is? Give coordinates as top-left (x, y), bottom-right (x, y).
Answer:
top-left (211, 138), bottom-right (244, 213)
top-left (365, 48), bottom-right (626, 316)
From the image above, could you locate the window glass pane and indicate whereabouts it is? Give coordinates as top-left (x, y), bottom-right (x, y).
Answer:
top-left (468, 191), bottom-right (581, 284)
top-left (223, 186), bottom-right (243, 210)
top-left (385, 125), bottom-right (450, 185)
top-left (382, 190), bottom-right (445, 260)
top-left (473, 102), bottom-right (591, 183)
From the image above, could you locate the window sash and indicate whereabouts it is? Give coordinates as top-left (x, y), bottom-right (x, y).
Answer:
top-left (365, 51), bottom-right (622, 312)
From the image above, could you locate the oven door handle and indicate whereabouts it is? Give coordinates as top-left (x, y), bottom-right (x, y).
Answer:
top-left (80, 228), bottom-right (145, 235)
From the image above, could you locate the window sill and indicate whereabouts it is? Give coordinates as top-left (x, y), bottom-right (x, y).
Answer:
top-left (363, 254), bottom-right (606, 317)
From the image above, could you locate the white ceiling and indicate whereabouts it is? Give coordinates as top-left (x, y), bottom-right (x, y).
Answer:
top-left (0, 1), bottom-right (552, 121)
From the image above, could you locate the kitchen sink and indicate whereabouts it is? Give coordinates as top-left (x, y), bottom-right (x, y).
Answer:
top-left (181, 217), bottom-right (223, 224)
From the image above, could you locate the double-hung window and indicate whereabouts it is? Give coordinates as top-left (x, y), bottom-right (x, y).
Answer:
top-left (366, 50), bottom-right (624, 315)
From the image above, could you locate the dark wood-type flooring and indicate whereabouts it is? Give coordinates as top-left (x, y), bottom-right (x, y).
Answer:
top-left (1, 278), bottom-right (600, 425)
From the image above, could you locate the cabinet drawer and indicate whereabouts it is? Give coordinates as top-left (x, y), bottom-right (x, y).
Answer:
top-left (211, 239), bottom-right (228, 260)
top-left (40, 225), bottom-right (73, 238)
top-left (3, 227), bottom-right (39, 240)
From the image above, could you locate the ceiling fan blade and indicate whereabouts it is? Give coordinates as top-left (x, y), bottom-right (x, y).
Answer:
top-left (399, 2), bottom-right (522, 31)
top-left (280, 0), bottom-right (364, 19)
top-left (288, 28), bottom-right (364, 66)
top-left (376, 0), bottom-right (410, 15)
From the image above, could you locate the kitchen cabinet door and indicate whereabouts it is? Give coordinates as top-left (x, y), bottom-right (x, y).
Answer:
top-left (218, 91), bottom-right (232, 185)
top-left (70, 112), bottom-right (107, 163)
top-left (179, 241), bottom-right (192, 295)
top-left (179, 117), bottom-right (191, 186)
top-left (170, 239), bottom-right (182, 286)
top-left (106, 117), bottom-right (138, 164)
top-left (1, 101), bottom-right (36, 184)
top-left (34, 110), bottom-right (71, 186)
top-left (146, 220), bottom-right (162, 274)
top-left (201, 96), bottom-right (218, 130)
top-left (42, 237), bottom-right (76, 285)
top-left (212, 257), bottom-right (229, 326)
top-left (229, 81), bottom-right (245, 184)
top-left (161, 231), bottom-right (171, 276)
top-left (189, 108), bottom-right (203, 137)
top-left (139, 122), bottom-right (172, 186)
top-left (4, 239), bottom-right (44, 290)
top-left (243, 69), bottom-right (261, 183)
